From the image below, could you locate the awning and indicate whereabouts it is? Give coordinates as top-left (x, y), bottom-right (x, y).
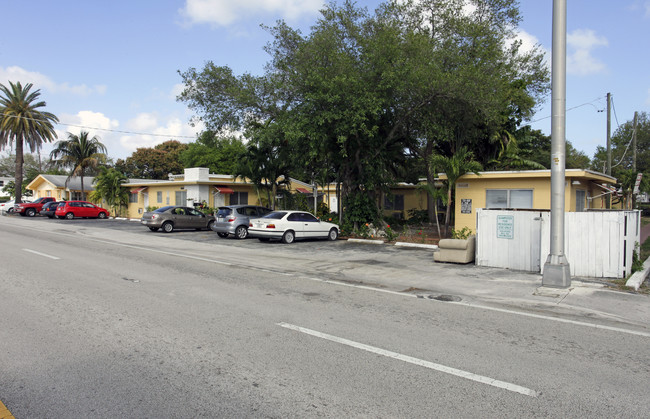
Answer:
top-left (214, 185), bottom-right (234, 194)
top-left (131, 186), bottom-right (148, 194)
top-left (296, 187), bottom-right (312, 194)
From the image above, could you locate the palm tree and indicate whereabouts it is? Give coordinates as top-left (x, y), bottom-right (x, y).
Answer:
top-left (50, 131), bottom-right (107, 200)
top-left (88, 167), bottom-right (129, 217)
top-left (0, 81), bottom-right (59, 203)
top-left (430, 147), bottom-right (483, 236)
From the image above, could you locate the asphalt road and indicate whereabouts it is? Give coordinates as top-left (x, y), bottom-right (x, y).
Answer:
top-left (1, 216), bottom-right (649, 417)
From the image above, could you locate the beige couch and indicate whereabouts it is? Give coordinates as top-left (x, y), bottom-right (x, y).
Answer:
top-left (434, 235), bottom-right (476, 264)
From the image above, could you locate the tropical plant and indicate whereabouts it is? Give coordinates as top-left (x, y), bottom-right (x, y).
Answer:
top-left (50, 131), bottom-right (107, 200)
top-left (417, 182), bottom-right (447, 239)
top-left (88, 167), bottom-right (129, 217)
top-left (0, 81), bottom-right (58, 203)
top-left (430, 146), bottom-right (482, 236)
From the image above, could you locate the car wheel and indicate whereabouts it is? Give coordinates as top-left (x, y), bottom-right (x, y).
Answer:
top-left (258, 238), bottom-right (270, 242)
top-left (98, 212), bottom-right (107, 219)
top-left (328, 228), bottom-right (339, 241)
top-left (281, 230), bottom-right (295, 244)
top-left (47, 215), bottom-right (54, 219)
top-left (207, 220), bottom-right (215, 231)
top-left (26, 208), bottom-right (36, 217)
top-left (149, 227), bottom-right (159, 232)
top-left (7, 208), bottom-right (14, 213)
top-left (65, 212), bottom-right (75, 220)
top-left (235, 225), bottom-right (248, 239)
top-left (217, 232), bottom-right (229, 238)
top-left (162, 221), bottom-right (174, 233)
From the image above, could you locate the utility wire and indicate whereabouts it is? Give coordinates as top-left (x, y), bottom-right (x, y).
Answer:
top-left (0, 112), bottom-right (197, 139)
top-left (529, 96), bottom-right (605, 123)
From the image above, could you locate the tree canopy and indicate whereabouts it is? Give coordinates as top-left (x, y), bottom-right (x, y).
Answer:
top-left (116, 140), bottom-right (188, 179)
top-left (178, 0), bottom-right (550, 224)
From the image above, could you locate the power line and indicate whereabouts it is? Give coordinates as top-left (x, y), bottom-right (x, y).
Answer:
top-left (0, 112), bottom-right (198, 139)
top-left (529, 96), bottom-right (605, 123)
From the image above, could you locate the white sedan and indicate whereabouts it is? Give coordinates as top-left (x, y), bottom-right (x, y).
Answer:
top-left (248, 210), bottom-right (339, 244)
top-left (0, 199), bottom-right (27, 214)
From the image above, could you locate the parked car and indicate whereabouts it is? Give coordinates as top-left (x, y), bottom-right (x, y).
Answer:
top-left (141, 206), bottom-right (215, 233)
top-left (211, 205), bottom-right (272, 239)
top-left (0, 199), bottom-right (28, 214)
top-left (15, 196), bottom-right (56, 217)
top-left (39, 201), bottom-right (61, 218)
top-left (248, 210), bottom-right (339, 244)
top-left (55, 201), bottom-right (110, 219)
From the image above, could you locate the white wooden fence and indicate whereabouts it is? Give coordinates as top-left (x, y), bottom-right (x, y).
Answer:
top-left (476, 209), bottom-right (641, 278)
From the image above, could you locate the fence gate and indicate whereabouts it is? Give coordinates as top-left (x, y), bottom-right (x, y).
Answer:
top-left (476, 209), bottom-right (547, 272)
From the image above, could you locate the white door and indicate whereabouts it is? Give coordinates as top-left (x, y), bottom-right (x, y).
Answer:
top-left (214, 193), bottom-right (225, 207)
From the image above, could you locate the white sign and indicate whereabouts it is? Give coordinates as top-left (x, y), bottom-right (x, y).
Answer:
top-left (633, 173), bottom-right (643, 195)
top-left (497, 215), bottom-right (514, 239)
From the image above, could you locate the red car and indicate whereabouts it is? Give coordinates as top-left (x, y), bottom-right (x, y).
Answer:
top-left (55, 201), bottom-right (110, 219)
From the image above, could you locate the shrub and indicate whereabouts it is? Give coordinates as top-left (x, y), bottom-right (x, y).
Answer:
top-left (451, 226), bottom-right (472, 240)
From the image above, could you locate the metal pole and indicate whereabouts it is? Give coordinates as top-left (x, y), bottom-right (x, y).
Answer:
top-left (542, 0), bottom-right (571, 288)
top-left (633, 111), bottom-right (638, 172)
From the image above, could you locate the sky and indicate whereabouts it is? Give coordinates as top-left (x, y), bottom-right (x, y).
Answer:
top-left (1, 0), bottom-right (649, 164)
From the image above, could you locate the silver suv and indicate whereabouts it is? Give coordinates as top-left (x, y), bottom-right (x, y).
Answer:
top-left (211, 205), bottom-right (272, 239)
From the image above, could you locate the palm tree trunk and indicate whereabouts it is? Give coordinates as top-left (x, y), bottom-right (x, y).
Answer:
top-left (444, 188), bottom-right (452, 237)
top-left (14, 139), bottom-right (24, 203)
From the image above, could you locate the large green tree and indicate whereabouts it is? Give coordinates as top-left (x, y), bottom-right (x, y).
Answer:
top-left (50, 131), bottom-right (108, 200)
top-left (116, 140), bottom-right (188, 179)
top-left (178, 0), bottom-right (549, 224)
top-left (179, 131), bottom-right (246, 175)
top-left (0, 81), bottom-right (58, 203)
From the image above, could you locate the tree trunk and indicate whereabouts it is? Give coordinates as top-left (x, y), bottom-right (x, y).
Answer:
top-left (425, 140), bottom-right (435, 222)
top-left (14, 139), bottom-right (24, 203)
top-left (444, 188), bottom-right (452, 237)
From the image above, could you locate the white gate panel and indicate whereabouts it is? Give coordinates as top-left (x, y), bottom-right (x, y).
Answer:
top-left (476, 209), bottom-right (545, 272)
top-left (540, 211), bottom-right (640, 278)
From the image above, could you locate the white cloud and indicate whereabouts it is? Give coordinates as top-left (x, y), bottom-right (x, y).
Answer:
top-left (119, 112), bottom-right (203, 153)
top-left (0, 66), bottom-right (106, 96)
top-left (566, 29), bottom-right (608, 76)
top-left (179, 0), bottom-right (323, 27)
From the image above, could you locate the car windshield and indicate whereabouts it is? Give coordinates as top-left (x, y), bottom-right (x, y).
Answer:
top-left (154, 206), bottom-right (175, 213)
top-left (262, 211), bottom-right (287, 220)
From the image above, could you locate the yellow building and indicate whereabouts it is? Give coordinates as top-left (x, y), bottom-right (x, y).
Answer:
top-left (124, 167), bottom-right (323, 218)
top-left (27, 174), bottom-right (97, 201)
top-left (447, 169), bottom-right (618, 233)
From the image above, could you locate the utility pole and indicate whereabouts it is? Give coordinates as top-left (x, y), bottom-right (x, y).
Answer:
top-left (542, 0), bottom-right (571, 288)
top-left (605, 92), bottom-right (611, 209)
top-left (633, 111), bottom-right (638, 171)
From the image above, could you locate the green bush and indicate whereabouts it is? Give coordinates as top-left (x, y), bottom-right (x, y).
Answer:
top-left (406, 209), bottom-right (429, 224)
top-left (146, 206), bottom-right (159, 212)
top-left (451, 226), bottom-right (472, 240)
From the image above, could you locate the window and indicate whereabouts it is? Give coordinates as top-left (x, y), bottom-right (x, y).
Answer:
top-left (486, 189), bottom-right (533, 209)
top-left (384, 194), bottom-right (404, 210)
top-left (157, 191), bottom-right (162, 203)
top-left (129, 192), bottom-right (139, 203)
top-left (576, 190), bottom-right (586, 212)
top-left (175, 190), bottom-right (187, 206)
top-left (0, 181), bottom-right (3, 186)
top-left (231, 191), bottom-right (248, 205)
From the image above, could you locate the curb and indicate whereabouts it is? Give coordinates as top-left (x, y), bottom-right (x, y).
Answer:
top-left (346, 238), bottom-right (385, 245)
top-left (395, 242), bottom-right (439, 250)
top-left (626, 256), bottom-right (650, 291)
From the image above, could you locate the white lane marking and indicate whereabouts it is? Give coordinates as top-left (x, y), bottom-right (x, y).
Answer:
top-left (448, 301), bottom-right (650, 338)
top-left (278, 322), bottom-right (538, 397)
top-left (10, 223), bottom-right (650, 338)
top-left (23, 248), bottom-right (60, 260)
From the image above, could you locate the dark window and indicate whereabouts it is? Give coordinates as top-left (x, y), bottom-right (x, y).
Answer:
top-left (263, 211), bottom-right (287, 220)
top-left (231, 192), bottom-right (248, 205)
top-left (384, 194), bottom-right (404, 210)
top-left (129, 192), bottom-right (138, 203)
top-left (300, 213), bottom-right (319, 222)
top-left (217, 208), bottom-right (233, 217)
top-left (287, 213), bottom-right (301, 221)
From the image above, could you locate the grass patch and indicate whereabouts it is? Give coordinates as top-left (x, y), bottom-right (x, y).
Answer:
top-left (642, 217), bottom-right (650, 227)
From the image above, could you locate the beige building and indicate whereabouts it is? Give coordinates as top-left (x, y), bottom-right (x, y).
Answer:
top-left (27, 174), bottom-right (97, 201)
